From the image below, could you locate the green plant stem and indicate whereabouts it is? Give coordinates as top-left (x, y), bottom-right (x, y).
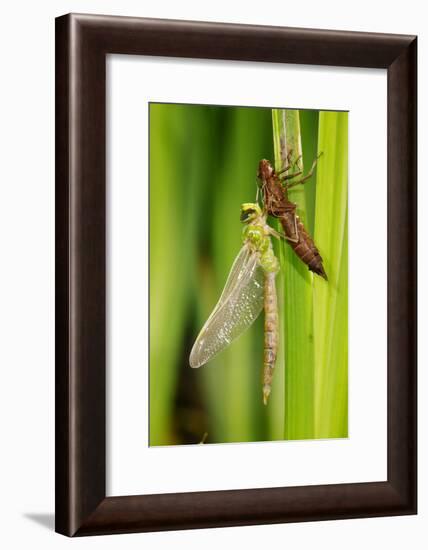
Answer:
top-left (272, 109), bottom-right (315, 440)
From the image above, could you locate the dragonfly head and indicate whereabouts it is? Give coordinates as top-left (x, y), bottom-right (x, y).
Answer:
top-left (257, 159), bottom-right (274, 182)
top-left (240, 203), bottom-right (262, 224)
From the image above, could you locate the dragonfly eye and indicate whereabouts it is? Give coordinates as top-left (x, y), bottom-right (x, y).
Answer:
top-left (240, 208), bottom-right (255, 222)
top-left (241, 202), bottom-right (262, 223)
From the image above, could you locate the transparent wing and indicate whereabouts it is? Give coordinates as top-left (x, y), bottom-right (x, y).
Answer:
top-left (189, 245), bottom-right (264, 368)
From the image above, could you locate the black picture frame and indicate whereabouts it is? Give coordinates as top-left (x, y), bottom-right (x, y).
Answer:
top-left (55, 13), bottom-right (417, 536)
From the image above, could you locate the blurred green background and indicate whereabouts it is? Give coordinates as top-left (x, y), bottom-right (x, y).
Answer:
top-left (149, 103), bottom-right (348, 446)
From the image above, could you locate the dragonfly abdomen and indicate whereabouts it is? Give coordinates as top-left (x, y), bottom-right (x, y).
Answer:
top-left (263, 271), bottom-right (278, 405)
top-left (286, 217), bottom-right (327, 280)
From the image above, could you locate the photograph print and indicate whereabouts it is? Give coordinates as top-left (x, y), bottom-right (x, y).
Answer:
top-left (149, 103), bottom-right (348, 446)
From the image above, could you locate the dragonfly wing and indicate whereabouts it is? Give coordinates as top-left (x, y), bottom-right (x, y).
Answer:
top-left (189, 246), bottom-right (265, 368)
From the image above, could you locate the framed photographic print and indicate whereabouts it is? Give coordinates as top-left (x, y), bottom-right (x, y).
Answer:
top-left (55, 13), bottom-right (417, 536)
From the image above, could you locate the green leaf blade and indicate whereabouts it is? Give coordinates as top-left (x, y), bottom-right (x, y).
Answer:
top-left (313, 111), bottom-right (348, 439)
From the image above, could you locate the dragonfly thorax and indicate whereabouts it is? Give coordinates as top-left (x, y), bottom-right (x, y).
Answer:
top-left (242, 224), bottom-right (268, 251)
top-left (242, 223), bottom-right (279, 274)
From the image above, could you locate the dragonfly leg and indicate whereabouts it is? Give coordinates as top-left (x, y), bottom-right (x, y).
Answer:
top-left (276, 148), bottom-right (294, 175)
top-left (268, 226), bottom-right (299, 244)
top-left (280, 169), bottom-right (302, 182)
top-left (266, 202), bottom-right (286, 219)
top-left (286, 149), bottom-right (302, 171)
top-left (284, 152), bottom-right (323, 190)
top-left (276, 163), bottom-right (291, 177)
top-left (277, 154), bottom-right (302, 180)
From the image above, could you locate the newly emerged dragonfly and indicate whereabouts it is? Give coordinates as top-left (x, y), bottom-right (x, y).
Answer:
top-left (189, 203), bottom-right (280, 405)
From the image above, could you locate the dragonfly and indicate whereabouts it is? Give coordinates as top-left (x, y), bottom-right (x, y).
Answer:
top-left (189, 203), bottom-right (281, 405)
top-left (258, 157), bottom-right (327, 280)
